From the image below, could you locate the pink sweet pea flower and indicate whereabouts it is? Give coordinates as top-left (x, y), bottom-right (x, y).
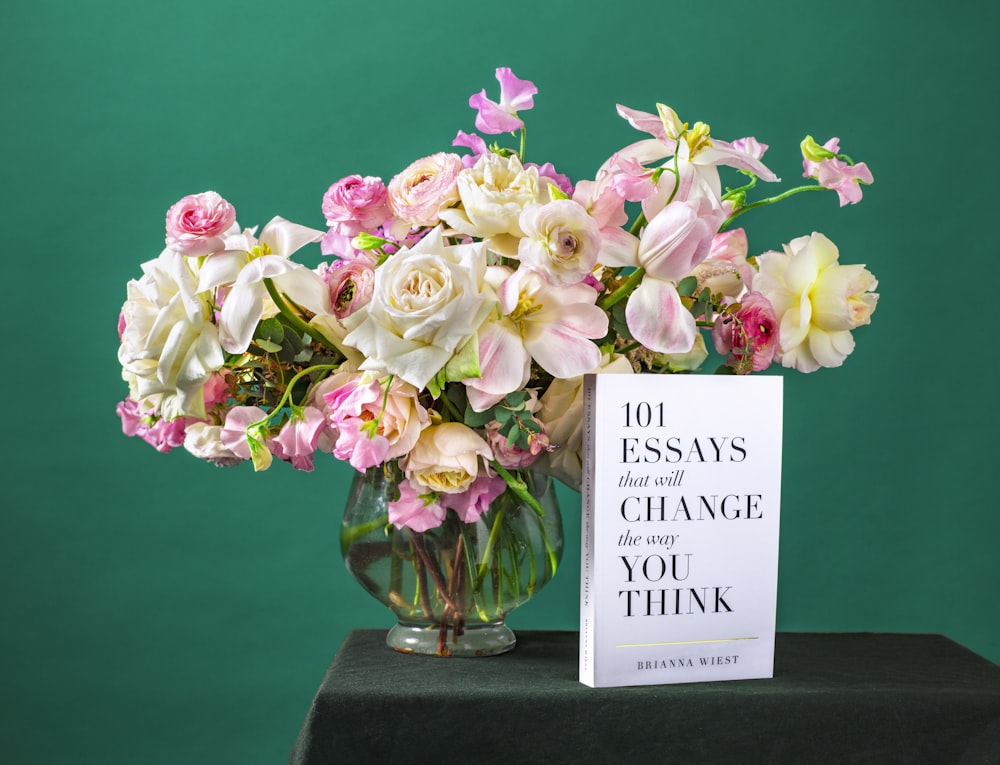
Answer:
top-left (219, 406), bottom-right (271, 464)
top-left (116, 398), bottom-right (189, 453)
top-left (324, 376), bottom-right (428, 471)
top-left (441, 474), bottom-right (508, 524)
top-left (802, 137), bottom-right (874, 206)
top-left (165, 191), bottom-right (237, 257)
top-left (469, 67), bottom-right (537, 135)
top-left (271, 406), bottom-right (327, 472)
top-left (388, 480), bottom-right (446, 532)
top-left (453, 130), bottom-right (489, 168)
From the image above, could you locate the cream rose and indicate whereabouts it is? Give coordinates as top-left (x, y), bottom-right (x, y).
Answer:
top-left (438, 152), bottom-right (547, 256)
top-left (536, 353), bottom-right (635, 490)
top-left (403, 423), bottom-right (494, 494)
top-left (753, 232), bottom-right (878, 373)
top-left (339, 228), bottom-right (498, 389)
top-left (118, 249), bottom-right (225, 420)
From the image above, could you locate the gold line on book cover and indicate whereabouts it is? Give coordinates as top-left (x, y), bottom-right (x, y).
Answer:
top-left (615, 636), bottom-right (760, 648)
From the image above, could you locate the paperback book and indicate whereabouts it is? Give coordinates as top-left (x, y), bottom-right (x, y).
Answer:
top-left (579, 374), bottom-right (783, 688)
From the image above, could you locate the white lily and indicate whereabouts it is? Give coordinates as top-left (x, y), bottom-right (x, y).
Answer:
top-left (196, 217), bottom-right (328, 353)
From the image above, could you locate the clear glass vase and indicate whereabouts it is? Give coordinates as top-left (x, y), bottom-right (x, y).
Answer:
top-left (341, 465), bottom-right (563, 657)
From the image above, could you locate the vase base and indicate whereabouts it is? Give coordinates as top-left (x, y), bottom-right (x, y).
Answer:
top-left (386, 622), bottom-right (516, 657)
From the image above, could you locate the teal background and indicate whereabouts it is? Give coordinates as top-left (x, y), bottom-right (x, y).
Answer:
top-left (2, 0), bottom-right (997, 762)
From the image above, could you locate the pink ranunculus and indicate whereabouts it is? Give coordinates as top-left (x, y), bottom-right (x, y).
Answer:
top-left (165, 191), bottom-right (237, 256)
top-left (321, 257), bottom-right (376, 319)
top-left (441, 474), bottom-right (508, 524)
top-left (322, 175), bottom-right (392, 236)
top-left (713, 291), bottom-right (779, 373)
top-left (387, 152), bottom-right (464, 227)
top-left (388, 479), bottom-right (446, 532)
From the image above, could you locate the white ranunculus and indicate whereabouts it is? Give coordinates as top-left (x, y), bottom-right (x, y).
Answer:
top-left (438, 153), bottom-right (546, 256)
top-left (118, 249), bottom-right (224, 420)
top-left (753, 232), bottom-right (878, 373)
top-left (339, 228), bottom-right (498, 390)
top-left (517, 199), bottom-right (602, 285)
top-left (536, 353), bottom-right (635, 490)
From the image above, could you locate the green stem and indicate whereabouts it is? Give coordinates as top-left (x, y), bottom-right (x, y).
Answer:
top-left (263, 277), bottom-right (340, 351)
top-left (491, 463), bottom-right (545, 517)
top-left (599, 268), bottom-right (646, 311)
top-left (519, 126), bottom-right (526, 162)
top-left (720, 185), bottom-right (828, 230)
top-left (475, 505), bottom-right (507, 588)
top-left (340, 513), bottom-right (389, 549)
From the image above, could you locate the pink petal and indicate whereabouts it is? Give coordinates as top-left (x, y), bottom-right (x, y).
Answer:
top-left (625, 278), bottom-right (696, 354)
top-left (495, 67), bottom-right (537, 112)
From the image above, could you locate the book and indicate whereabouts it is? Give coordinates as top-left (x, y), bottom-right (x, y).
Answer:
top-left (579, 373), bottom-right (783, 688)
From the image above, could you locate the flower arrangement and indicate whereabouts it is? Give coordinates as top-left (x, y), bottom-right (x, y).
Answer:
top-left (116, 67), bottom-right (878, 529)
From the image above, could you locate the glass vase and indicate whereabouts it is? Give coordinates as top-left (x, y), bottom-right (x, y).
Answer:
top-left (341, 465), bottom-right (563, 657)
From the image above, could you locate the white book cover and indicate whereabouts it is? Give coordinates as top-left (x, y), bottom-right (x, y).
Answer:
top-left (579, 374), bottom-right (783, 688)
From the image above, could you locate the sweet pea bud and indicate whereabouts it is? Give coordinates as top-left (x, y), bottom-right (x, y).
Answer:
top-left (351, 232), bottom-right (390, 251)
top-left (247, 422), bottom-right (273, 472)
top-left (800, 135), bottom-right (836, 162)
top-left (547, 182), bottom-right (570, 201)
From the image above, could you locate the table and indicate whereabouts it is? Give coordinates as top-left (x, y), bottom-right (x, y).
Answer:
top-left (289, 630), bottom-right (1000, 764)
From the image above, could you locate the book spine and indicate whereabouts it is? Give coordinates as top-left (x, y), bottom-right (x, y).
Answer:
top-left (579, 374), bottom-right (597, 687)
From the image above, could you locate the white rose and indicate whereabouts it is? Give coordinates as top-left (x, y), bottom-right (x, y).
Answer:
top-left (517, 200), bottom-right (602, 285)
top-left (438, 153), bottom-right (547, 256)
top-left (403, 423), bottom-right (494, 494)
top-left (118, 249), bottom-right (225, 419)
top-left (753, 232), bottom-right (878, 373)
top-left (536, 353), bottom-right (635, 490)
top-left (340, 228), bottom-right (498, 389)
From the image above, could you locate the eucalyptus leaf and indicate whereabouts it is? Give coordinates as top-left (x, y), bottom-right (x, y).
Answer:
top-left (677, 276), bottom-right (698, 297)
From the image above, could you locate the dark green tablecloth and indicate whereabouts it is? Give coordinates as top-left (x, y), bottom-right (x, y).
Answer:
top-left (289, 631), bottom-right (1000, 764)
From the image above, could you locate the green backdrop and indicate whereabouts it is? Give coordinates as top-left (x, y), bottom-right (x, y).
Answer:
top-left (3, 0), bottom-right (997, 762)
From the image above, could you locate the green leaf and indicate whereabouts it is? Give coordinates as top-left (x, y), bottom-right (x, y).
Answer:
top-left (444, 334), bottom-right (482, 382)
top-left (677, 276), bottom-right (698, 297)
top-left (257, 317), bottom-right (285, 345)
top-left (255, 339), bottom-right (282, 353)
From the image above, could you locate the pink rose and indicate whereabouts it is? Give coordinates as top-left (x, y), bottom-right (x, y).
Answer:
top-left (165, 191), bottom-right (236, 256)
top-left (387, 152), bottom-right (464, 227)
top-left (712, 291), bottom-right (779, 373)
top-left (322, 175), bottom-right (392, 236)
